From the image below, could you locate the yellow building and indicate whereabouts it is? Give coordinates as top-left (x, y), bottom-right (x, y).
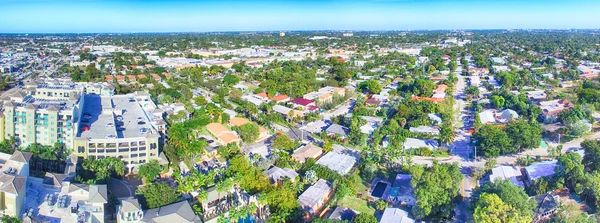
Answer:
top-left (0, 151), bottom-right (31, 217)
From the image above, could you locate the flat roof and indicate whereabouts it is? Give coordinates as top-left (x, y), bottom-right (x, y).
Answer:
top-left (316, 152), bottom-right (357, 175)
top-left (79, 94), bottom-right (154, 139)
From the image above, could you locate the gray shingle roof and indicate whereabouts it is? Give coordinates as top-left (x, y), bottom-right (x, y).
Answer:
top-left (120, 197), bottom-right (142, 213)
top-left (142, 200), bottom-right (201, 223)
top-left (9, 151), bottom-right (33, 163)
top-left (325, 124), bottom-right (349, 137)
top-left (0, 173), bottom-right (27, 195)
top-left (88, 185), bottom-right (108, 204)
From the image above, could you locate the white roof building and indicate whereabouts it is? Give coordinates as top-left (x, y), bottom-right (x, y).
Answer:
top-left (490, 166), bottom-right (522, 183)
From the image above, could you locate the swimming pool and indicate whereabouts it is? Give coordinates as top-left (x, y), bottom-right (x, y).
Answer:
top-left (371, 182), bottom-right (388, 198)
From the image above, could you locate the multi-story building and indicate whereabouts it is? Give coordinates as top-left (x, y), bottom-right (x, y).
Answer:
top-left (0, 81), bottom-right (85, 149)
top-left (0, 78), bottom-right (165, 172)
top-left (0, 151), bottom-right (31, 217)
top-left (73, 92), bottom-right (163, 172)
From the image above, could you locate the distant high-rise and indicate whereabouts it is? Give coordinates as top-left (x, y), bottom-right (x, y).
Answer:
top-left (279, 31), bottom-right (285, 37)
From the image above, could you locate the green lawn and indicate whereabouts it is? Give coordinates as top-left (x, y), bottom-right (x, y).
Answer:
top-left (338, 196), bottom-right (375, 215)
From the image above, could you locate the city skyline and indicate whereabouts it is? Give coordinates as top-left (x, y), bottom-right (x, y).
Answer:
top-left (1, 0), bottom-right (600, 33)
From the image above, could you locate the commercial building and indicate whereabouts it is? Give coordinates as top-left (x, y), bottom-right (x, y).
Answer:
top-left (73, 92), bottom-right (164, 172)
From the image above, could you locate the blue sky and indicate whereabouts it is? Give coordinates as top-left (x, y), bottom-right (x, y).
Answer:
top-left (1, 0), bottom-right (599, 33)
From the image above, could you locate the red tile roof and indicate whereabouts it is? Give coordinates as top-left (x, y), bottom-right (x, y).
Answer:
top-left (270, 94), bottom-right (290, 102)
top-left (290, 98), bottom-right (315, 106)
top-left (411, 95), bottom-right (444, 103)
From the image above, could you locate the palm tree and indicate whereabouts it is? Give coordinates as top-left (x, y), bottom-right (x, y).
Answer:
top-left (438, 127), bottom-right (455, 147)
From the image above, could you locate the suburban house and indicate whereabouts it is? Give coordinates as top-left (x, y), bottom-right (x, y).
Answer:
top-left (206, 123), bottom-right (242, 145)
top-left (533, 188), bottom-right (586, 223)
top-left (292, 144), bottom-right (323, 163)
top-left (411, 95), bottom-right (444, 103)
top-left (289, 98), bottom-right (317, 111)
top-left (409, 126), bottom-right (440, 135)
top-left (270, 94), bottom-right (290, 103)
top-left (539, 100), bottom-right (573, 123)
top-left (316, 152), bottom-right (357, 175)
top-left (380, 208), bottom-right (415, 223)
top-left (469, 67), bottom-right (490, 76)
top-left (242, 95), bottom-right (264, 107)
top-left (524, 160), bottom-right (558, 183)
top-left (365, 98), bottom-right (382, 107)
top-left (390, 174), bottom-right (416, 207)
top-left (253, 92), bottom-right (270, 101)
top-left (325, 124), bottom-right (349, 139)
top-left (232, 84), bottom-right (248, 92)
top-left (478, 109), bottom-right (519, 124)
top-left (151, 73), bottom-right (162, 81)
top-left (489, 166), bottom-right (524, 186)
top-left (272, 105), bottom-right (304, 118)
top-left (402, 138), bottom-right (439, 150)
top-left (328, 206), bottom-right (358, 221)
top-left (298, 179), bottom-right (333, 219)
top-left (527, 90), bottom-right (547, 102)
top-left (263, 166), bottom-right (299, 184)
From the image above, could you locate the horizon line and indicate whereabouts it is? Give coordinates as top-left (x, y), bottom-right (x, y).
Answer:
top-left (2, 28), bottom-right (600, 35)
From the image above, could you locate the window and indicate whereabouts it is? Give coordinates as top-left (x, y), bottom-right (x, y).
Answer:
top-left (77, 146), bottom-right (85, 153)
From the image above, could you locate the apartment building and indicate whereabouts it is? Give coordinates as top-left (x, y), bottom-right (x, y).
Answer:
top-left (0, 82), bottom-right (85, 149)
top-left (0, 151), bottom-right (31, 217)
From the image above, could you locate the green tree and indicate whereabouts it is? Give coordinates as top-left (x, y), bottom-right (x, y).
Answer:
top-left (427, 65), bottom-right (436, 73)
top-left (505, 120), bottom-right (541, 152)
top-left (0, 215), bottom-right (21, 223)
top-left (473, 125), bottom-right (513, 157)
top-left (359, 80), bottom-right (383, 94)
top-left (353, 213), bottom-right (378, 223)
top-left (490, 95), bottom-right (505, 108)
top-left (233, 123), bottom-right (260, 143)
top-left (474, 193), bottom-right (532, 223)
top-left (136, 182), bottom-right (180, 209)
top-left (136, 159), bottom-right (164, 184)
top-left (472, 180), bottom-right (537, 219)
top-left (411, 162), bottom-right (463, 220)
top-left (582, 140), bottom-right (600, 171)
top-left (223, 74), bottom-right (240, 86)
top-left (272, 134), bottom-right (296, 152)
top-left (375, 199), bottom-right (388, 211)
top-left (322, 141), bottom-right (333, 153)
top-left (549, 203), bottom-right (598, 223)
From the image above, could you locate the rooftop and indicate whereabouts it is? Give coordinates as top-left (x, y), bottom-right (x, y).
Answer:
top-left (403, 138), bottom-right (439, 150)
top-left (298, 179), bottom-right (332, 213)
top-left (78, 94), bottom-right (157, 139)
top-left (316, 152), bottom-right (357, 175)
top-left (525, 160), bottom-right (558, 181)
top-left (380, 208), bottom-right (415, 223)
top-left (490, 166), bottom-right (522, 183)
top-left (142, 200), bottom-right (202, 223)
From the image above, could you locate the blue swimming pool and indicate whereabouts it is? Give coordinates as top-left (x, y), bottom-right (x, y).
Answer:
top-left (371, 182), bottom-right (388, 198)
top-left (238, 214), bottom-right (256, 223)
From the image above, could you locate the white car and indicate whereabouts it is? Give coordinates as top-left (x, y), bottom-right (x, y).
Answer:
top-left (106, 123), bottom-right (114, 127)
